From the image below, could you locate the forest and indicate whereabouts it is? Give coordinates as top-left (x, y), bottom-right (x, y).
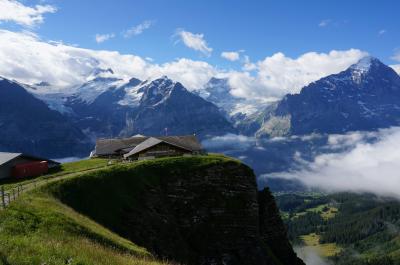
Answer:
top-left (276, 192), bottom-right (400, 265)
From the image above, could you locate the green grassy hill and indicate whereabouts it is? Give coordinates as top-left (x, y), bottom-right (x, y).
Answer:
top-left (0, 155), bottom-right (303, 265)
top-left (0, 158), bottom-right (172, 265)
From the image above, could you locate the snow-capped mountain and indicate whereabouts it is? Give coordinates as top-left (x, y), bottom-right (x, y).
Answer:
top-left (4, 55), bottom-right (400, 158)
top-left (251, 56), bottom-right (400, 137)
top-left (195, 77), bottom-right (267, 122)
top-left (0, 71), bottom-right (235, 157)
top-left (65, 75), bottom-right (234, 139)
top-left (129, 77), bottom-right (235, 137)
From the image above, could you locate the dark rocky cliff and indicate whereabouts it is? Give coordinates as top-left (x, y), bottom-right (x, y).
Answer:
top-left (50, 155), bottom-right (304, 265)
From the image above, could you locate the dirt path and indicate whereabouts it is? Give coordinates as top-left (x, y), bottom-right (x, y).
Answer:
top-left (0, 166), bottom-right (108, 208)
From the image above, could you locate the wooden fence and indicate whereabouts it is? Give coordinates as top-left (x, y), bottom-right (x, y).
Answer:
top-left (0, 179), bottom-right (42, 209)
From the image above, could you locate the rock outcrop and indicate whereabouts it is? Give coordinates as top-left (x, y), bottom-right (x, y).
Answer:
top-left (51, 155), bottom-right (304, 265)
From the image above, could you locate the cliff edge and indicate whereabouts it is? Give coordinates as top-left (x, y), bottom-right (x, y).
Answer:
top-left (50, 155), bottom-right (304, 265)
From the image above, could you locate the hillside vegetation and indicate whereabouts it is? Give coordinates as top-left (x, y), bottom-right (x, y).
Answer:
top-left (0, 158), bottom-right (172, 265)
top-left (276, 192), bottom-right (400, 265)
top-left (0, 155), bottom-right (303, 265)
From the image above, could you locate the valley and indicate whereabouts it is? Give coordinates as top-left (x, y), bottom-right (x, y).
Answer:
top-left (276, 192), bottom-right (400, 265)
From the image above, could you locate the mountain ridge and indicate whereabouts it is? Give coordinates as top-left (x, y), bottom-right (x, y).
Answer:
top-left (247, 56), bottom-right (400, 137)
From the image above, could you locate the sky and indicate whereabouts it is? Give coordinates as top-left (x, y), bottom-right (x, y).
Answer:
top-left (0, 0), bottom-right (400, 100)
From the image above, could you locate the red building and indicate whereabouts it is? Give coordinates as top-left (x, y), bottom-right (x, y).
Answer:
top-left (0, 153), bottom-right (60, 179)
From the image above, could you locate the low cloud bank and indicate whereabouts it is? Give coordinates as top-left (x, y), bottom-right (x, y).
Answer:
top-left (294, 247), bottom-right (331, 265)
top-left (269, 127), bottom-right (400, 199)
top-left (202, 134), bottom-right (255, 150)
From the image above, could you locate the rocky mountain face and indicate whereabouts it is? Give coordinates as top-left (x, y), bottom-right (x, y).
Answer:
top-left (0, 78), bottom-right (92, 157)
top-left (251, 57), bottom-right (400, 137)
top-left (130, 77), bottom-right (235, 137)
top-left (51, 155), bottom-right (304, 265)
top-left (65, 76), bottom-right (235, 139)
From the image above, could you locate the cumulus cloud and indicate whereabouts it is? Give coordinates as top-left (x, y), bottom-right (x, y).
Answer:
top-left (154, 58), bottom-right (217, 90)
top-left (391, 65), bottom-right (400, 75)
top-left (392, 51), bottom-right (400, 62)
top-left (176, 29), bottom-right (213, 56)
top-left (227, 49), bottom-right (368, 99)
top-left (0, 0), bottom-right (56, 27)
top-left (95, 33), bottom-right (115, 43)
top-left (123, 20), bottom-right (154, 38)
top-left (0, 29), bottom-right (370, 101)
top-left (0, 29), bottom-right (217, 90)
top-left (269, 127), bottom-right (400, 200)
top-left (221, 51), bottom-right (240, 61)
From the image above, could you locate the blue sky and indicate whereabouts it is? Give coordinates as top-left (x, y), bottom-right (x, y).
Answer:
top-left (4, 0), bottom-right (400, 67)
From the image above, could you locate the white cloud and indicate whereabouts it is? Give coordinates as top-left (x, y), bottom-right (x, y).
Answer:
top-left (95, 33), bottom-right (115, 43)
top-left (123, 20), bottom-right (154, 38)
top-left (0, 29), bottom-right (216, 90)
top-left (0, 0), bottom-right (56, 27)
top-left (242, 55), bottom-right (257, 71)
top-left (378, 29), bottom-right (387, 36)
top-left (391, 51), bottom-right (400, 74)
top-left (221, 51), bottom-right (240, 61)
top-left (227, 49), bottom-right (368, 99)
top-left (269, 127), bottom-right (400, 200)
top-left (391, 65), bottom-right (400, 75)
top-left (0, 29), bottom-right (370, 102)
top-left (295, 247), bottom-right (330, 265)
top-left (153, 58), bottom-right (217, 90)
top-left (392, 51), bottom-right (400, 62)
top-left (318, 19), bottom-right (331, 27)
top-left (202, 134), bottom-right (255, 150)
top-left (176, 29), bottom-right (213, 56)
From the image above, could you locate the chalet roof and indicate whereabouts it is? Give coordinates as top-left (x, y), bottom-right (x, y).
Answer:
top-left (0, 152), bottom-right (60, 166)
top-left (93, 135), bottom-right (202, 157)
top-left (0, 152), bottom-right (21, 166)
top-left (123, 137), bottom-right (163, 159)
top-left (94, 136), bottom-right (148, 156)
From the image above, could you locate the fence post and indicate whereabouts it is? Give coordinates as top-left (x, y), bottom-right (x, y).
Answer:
top-left (1, 187), bottom-right (5, 209)
top-left (12, 189), bottom-right (16, 201)
top-left (7, 193), bottom-right (10, 206)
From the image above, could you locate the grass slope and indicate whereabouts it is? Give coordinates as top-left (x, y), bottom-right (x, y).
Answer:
top-left (0, 154), bottom-right (243, 265)
top-left (0, 158), bottom-right (177, 265)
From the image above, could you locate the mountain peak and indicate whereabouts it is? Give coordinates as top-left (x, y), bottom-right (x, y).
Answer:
top-left (347, 56), bottom-right (385, 84)
top-left (349, 56), bottom-right (384, 73)
top-left (350, 56), bottom-right (373, 72)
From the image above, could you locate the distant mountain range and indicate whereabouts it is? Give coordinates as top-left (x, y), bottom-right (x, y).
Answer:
top-left (243, 57), bottom-right (400, 137)
top-left (1, 56), bottom-right (400, 158)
